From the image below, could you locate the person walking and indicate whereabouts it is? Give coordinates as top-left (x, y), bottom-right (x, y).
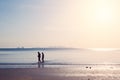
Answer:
top-left (38, 52), bottom-right (41, 62)
top-left (41, 52), bottom-right (44, 63)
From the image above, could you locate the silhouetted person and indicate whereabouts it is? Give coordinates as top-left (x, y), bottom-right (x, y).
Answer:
top-left (41, 52), bottom-right (44, 63)
top-left (89, 67), bottom-right (91, 69)
top-left (38, 52), bottom-right (41, 62)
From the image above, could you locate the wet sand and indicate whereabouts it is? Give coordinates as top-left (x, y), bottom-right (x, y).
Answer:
top-left (0, 67), bottom-right (120, 80)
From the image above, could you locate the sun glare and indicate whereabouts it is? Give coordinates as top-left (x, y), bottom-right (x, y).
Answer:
top-left (95, 6), bottom-right (112, 23)
top-left (90, 48), bottom-right (117, 51)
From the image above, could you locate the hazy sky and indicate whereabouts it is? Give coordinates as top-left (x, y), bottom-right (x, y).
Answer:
top-left (0, 0), bottom-right (120, 48)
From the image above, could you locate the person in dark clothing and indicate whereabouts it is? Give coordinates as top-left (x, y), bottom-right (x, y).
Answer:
top-left (41, 52), bottom-right (44, 63)
top-left (38, 52), bottom-right (41, 62)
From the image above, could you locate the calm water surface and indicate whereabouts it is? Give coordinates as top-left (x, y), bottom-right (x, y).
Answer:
top-left (0, 49), bottom-right (120, 68)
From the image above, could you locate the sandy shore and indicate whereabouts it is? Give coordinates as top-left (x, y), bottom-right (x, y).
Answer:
top-left (0, 67), bottom-right (120, 80)
top-left (0, 68), bottom-right (76, 80)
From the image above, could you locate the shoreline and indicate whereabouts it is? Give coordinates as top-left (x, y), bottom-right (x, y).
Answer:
top-left (0, 63), bottom-right (120, 69)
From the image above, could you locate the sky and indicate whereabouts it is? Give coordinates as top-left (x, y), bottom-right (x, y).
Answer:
top-left (0, 0), bottom-right (120, 48)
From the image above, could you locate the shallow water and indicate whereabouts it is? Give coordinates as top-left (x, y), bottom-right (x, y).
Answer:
top-left (0, 49), bottom-right (120, 68)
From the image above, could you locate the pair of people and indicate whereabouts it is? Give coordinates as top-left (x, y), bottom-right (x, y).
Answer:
top-left (38, 52), bottom-right (44, 63)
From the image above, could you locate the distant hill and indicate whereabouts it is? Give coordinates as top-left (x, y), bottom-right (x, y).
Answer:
top-left (0, 47), bottom-right (78, 51)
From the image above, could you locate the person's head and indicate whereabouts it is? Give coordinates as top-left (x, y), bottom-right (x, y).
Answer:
top-left (38, 52), bottom-right (40, 54)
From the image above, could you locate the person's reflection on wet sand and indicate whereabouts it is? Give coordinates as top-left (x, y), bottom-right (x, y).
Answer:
top-left (38, 62), bottom-right (44, 68)
top-left (88, 78), bottom-right (90, 80)
top-left (41, 62), bottom-right (44, 68)
top-left (38, 62), bottom-right (40, 68)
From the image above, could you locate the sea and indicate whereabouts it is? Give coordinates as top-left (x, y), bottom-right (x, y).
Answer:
top-left (0, 48), bottom-right (120, 69)
top-left (1, 48), bottom-right (120, 80)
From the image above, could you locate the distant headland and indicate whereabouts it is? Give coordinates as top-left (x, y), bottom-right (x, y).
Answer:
top-left (0, 47), bottom-right (78, 51)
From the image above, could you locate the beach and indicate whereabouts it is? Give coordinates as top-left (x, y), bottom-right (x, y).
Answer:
top-left (0, 67), bottom-right (120, 80)
top-left (1, 0), bottom-right (120, 79)
top-left (0, 49), bottom-right (120, 80)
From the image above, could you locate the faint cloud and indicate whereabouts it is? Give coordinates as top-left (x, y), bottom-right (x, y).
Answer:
top-left (19, 4), bottom-right (42, 10)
